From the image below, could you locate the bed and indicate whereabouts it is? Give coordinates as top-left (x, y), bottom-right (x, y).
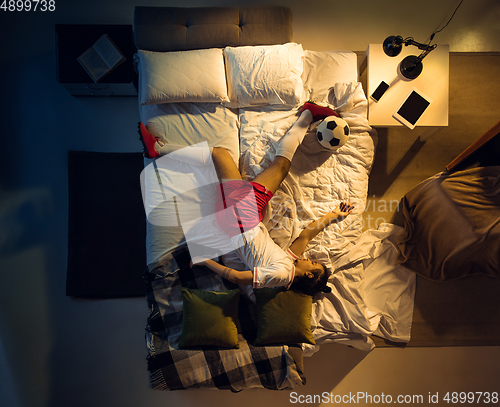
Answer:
top-left (134, 6), bottom-right (416, 391)
top-left (396, 122), bottom-right (500, 281)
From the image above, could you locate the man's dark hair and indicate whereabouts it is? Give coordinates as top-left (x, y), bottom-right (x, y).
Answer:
top-left (291, 264), bottom-right (331, 296)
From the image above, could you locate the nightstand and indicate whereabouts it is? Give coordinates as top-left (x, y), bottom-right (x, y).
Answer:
top-left (56, 24), bottom-right (138, 96)
top-left (360, 43), bottom-right (449, 140)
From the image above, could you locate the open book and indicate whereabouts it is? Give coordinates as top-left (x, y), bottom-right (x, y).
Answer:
top-left (77, 34), bottom-right (126, 83)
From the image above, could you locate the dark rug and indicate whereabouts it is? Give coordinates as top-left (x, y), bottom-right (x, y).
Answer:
top-left (66, 151), bottom-right (147, 298)
top-left (374, 274), bottom-right (500, 347)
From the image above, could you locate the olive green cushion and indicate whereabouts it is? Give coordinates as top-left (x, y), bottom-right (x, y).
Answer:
top-left (254, 288), bottom-right (315, 346)
top-left (179, 287), bottom-right (240, 349)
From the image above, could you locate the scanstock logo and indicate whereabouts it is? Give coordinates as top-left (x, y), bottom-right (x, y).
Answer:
top-left (139, 142), bottom-right (256, 263)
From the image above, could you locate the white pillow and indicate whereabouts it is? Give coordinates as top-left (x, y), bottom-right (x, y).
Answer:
top-left (138, 49), bottom-right (229, 105)
top-left (302, 50), bottom-right (359, 103)
top-left (224, 43), bottom-right (305, 108)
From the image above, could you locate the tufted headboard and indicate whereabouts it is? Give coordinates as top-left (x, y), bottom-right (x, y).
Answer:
top-left (133, 6), bottom-right (293, 52)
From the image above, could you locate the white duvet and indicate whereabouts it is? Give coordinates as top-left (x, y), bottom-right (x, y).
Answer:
top-left (238, 82), bottom-right (415, 351)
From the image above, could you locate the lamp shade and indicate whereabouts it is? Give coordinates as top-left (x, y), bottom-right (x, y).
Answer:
top-left (383, 35), bottom-right (403, 57)
top-left (400, 55), bottom-right (423, 79)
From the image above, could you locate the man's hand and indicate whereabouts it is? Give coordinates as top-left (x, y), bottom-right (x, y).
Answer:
top-left (332, 202), bottom-right (355, 219)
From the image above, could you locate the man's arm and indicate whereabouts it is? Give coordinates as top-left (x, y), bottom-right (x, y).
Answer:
top-left (195, 259), bottom-right (254, 285)
top-left (288, 202), bottom-right (354, 257)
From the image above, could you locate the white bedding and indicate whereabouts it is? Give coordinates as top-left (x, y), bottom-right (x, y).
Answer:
top-left (138, 48), bottom-right (229, 105)
top-left (237, 80), bottom-right (415, 350)
top-left (140, 49), bottom-right (416, 350)
top-left (140, 102), bottom-right (240, 163)
top-left (305, 224), bottom-right (416, 353)
top-left (224, 43), bottom-right (306, 108)
top-left (240, 81), bottom-right (375, 250)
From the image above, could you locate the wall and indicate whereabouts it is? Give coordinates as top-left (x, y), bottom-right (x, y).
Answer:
top-left (0, 1), bottom-right (499, 406)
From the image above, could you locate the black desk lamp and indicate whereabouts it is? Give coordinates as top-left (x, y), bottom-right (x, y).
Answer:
top-left (383, 35), bottom-right (437, 80)
top-left (381, 0), bottom-right (464, 80)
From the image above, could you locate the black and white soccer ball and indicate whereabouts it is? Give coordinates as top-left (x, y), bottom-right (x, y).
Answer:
top-left (316, 116), bottom-right (350, 151)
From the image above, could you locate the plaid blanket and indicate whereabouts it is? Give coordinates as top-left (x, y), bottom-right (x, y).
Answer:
top-left (145, 245), bottom-right (306, 392)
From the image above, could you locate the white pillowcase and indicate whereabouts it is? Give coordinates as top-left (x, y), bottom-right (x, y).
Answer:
top-left (302, 50), bottom-right (359, 103)
top-left (138, 49), bottom-right (229, 105)
top-left (224, 43), bottom-right (305, 108)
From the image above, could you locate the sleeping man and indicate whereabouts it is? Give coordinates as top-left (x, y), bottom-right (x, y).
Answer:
top-left (139, 102), bottom-right (354, 297)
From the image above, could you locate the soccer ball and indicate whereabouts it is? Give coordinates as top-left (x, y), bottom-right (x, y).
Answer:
top-left (316, 116), bottom-right (350, 151)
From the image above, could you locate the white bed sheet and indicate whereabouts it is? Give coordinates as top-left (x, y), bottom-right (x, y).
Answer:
top-left (304, 224), bottom-right (416, 353)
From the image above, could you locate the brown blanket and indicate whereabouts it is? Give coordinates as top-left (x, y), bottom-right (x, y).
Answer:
top-left (397, 166), bottom-right (500, 281)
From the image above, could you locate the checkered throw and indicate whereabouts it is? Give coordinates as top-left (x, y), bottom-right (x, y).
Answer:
top-left (145, 245), bottom-right (306, 391)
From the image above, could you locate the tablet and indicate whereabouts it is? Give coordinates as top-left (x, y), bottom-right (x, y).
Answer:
top-left (393, 89), bottom-right (432, 129)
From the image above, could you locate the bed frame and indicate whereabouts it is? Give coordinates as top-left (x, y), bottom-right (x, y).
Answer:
top-left (134, 6), bottom-right (308, 392)
top-left (134, 6), bottom-right (293, 52)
